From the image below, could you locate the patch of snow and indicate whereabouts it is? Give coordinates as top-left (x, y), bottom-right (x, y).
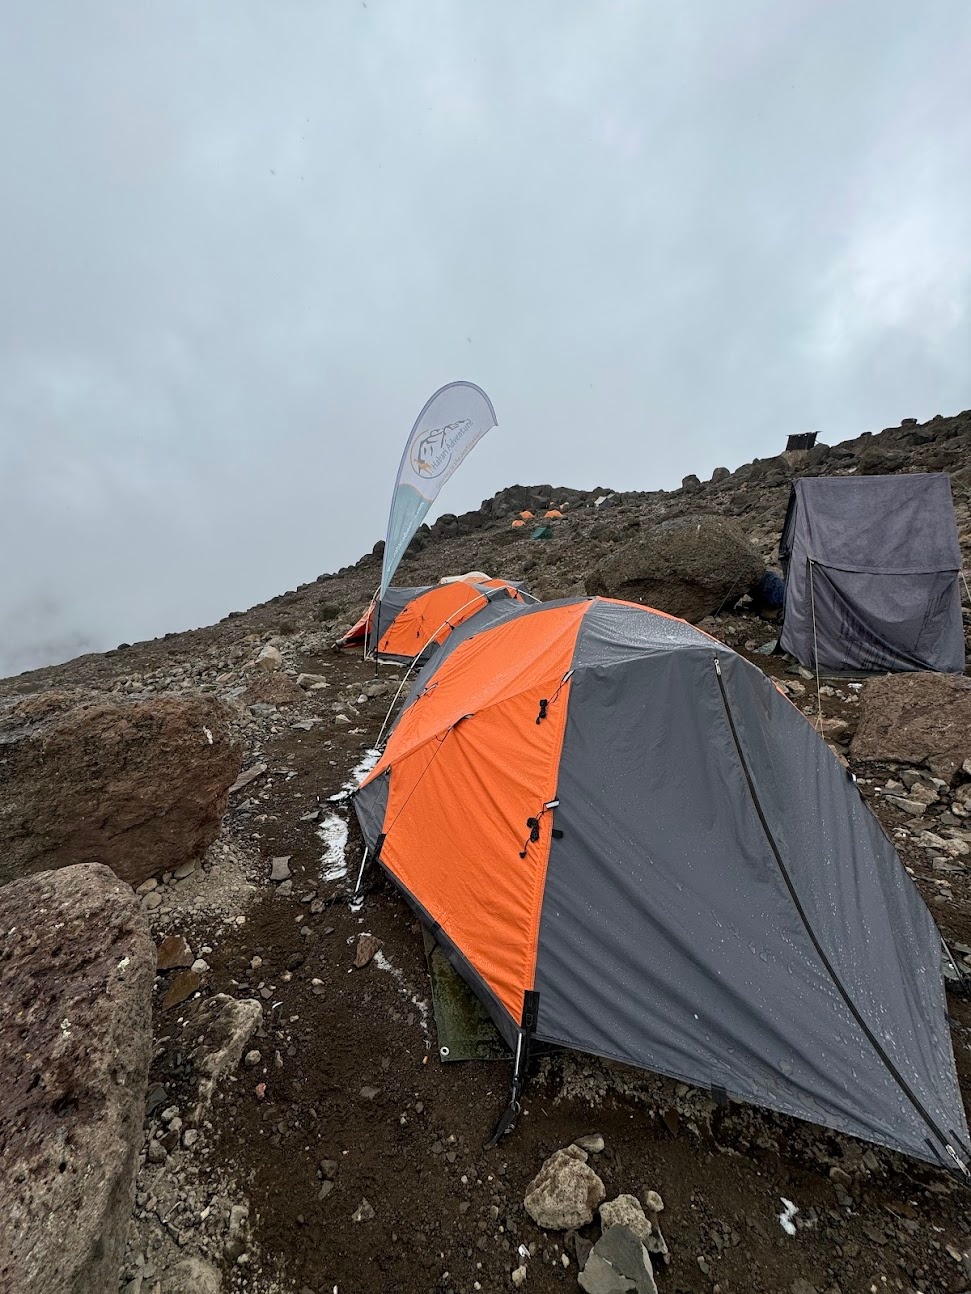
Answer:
top-left (317, 812), bottom-right (349, 882)
top-left (778, 1198), bottom-right (798, 1236)
top-left (328, 747), bottom-right (382, 803)
top-left (372, 949), bottom-right (431, 1042)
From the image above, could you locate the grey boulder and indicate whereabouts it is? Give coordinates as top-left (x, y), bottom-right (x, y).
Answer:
top-left (579, 1225), bottom-right (658, 1294)
top-left (585, 514), bottom-right (765, 623)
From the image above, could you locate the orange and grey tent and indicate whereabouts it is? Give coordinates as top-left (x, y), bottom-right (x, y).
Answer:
top-left (354, 597), bottom-right (969, 1170)
top-left (338, 579), bottom-right (528, 664)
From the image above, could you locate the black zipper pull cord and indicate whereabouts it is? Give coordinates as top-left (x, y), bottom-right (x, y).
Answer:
top-left (519, 800), bottom-right (560, 857)
top-left (535, 669), bottom-right (575, 724)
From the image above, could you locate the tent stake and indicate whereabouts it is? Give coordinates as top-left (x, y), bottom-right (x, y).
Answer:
top-left (484, 991), bottom-right (539, 1149)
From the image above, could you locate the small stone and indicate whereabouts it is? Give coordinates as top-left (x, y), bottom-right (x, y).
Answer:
top-left (161, 970), bottom-right (202, 1009)
top-left (156, 935), bottom-right (194, 970)
top-left (351, 1198), bottom-right (375, 1223)
top-left (142, 891), bottom-right (163, 911)
top-left (244, 1050), bottom-right (262, 1068)
top-left (191, 959), bottom-right (210, 974)
top-left (296, 673), bottom-right (329, 689)
top-left (884, 796), bottom-right (927, 817)
top-left (182, 1129), bottom-right (199, 1148)
top-left (168, 1258), bottom-right (221, 1294)
top-left (229, 763), bottom-right (268, 794)
top-left (600, 1195), bottom-right (652, 1244)
top-left (173, 860), bottom-right (196, 880)
top-left (135, 878), bottom-right (158, 895)
top-left (353, 934), bottom-right (382, 968)
top-left (579, 1226), bottom-right (657, 1294)
top-left (360, 1086), bottom-right (380, 1100)
top-left (256, 644), bottom-right (283, 671)
top-left (270, 856), bottom-right (291, 882)
top-left (574, 1133), bottom-right (605, 1154)
top-left (147, 1140), bottom-right (167, 1165)
top-left (524, 1146), bottom-right (606, 1231)
top-left (511, 1265), bottom-right (527, 1286)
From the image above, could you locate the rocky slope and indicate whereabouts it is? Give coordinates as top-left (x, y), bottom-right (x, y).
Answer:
top-left (1, 407), bottom-right (970, 1294)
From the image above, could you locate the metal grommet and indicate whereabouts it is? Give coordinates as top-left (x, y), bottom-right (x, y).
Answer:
top-left (440, 1046), bottom-right (450, 1058)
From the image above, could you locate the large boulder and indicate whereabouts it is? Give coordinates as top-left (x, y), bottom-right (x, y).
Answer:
top-left (524, 1145), bottom-right (606, 1230)
top-left (850, 673), bottom-right (971, 780)
top-left (585, 515), bottom-right (765, 623)
top-left (0, 863), bottom-right (155, 1294)
top-left (0, 694), bottom-right (242, 889)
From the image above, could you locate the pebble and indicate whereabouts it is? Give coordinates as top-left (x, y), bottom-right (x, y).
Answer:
top-left (574, 1133), bottom-right (605, 1154)
top-left (142, 892), bottom-right (163, 911)
top-left (351, 1199), bottom-right (375, 1223)
top-left (354, 934), bottom-right (383, 968)
top-left (270, 857), bottom-right (292, 882)
top-left (244, 1050), bottom-right (262, 1067)
top-left (156, 935), bottom-right (194, 970)
top-left (256, 644), bottom-right (283, 671)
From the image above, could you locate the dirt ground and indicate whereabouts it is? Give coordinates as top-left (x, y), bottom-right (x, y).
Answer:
top-left (138, 636), bottom-right (971, 1294)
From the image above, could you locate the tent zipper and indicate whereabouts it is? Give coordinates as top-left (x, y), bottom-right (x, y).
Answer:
top-left (711, 655), bottom-right (968, 1177)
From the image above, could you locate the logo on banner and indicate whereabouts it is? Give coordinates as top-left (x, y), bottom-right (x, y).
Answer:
top-left (410, 419), bottom-right (471, 478)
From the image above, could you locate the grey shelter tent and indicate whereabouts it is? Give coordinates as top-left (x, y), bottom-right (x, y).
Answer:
top-left (779, 474), bottom-right (964, 674)
top-left (354, 598), bottom-right (969, 1173)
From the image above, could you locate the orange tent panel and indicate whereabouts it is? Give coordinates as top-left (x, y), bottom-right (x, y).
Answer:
top-left (377, 583), bottom-right (491, 658)
top-left (366, 602), bottom-right (584, 1018)
top-left (338, 606), bottom-right (372, 648)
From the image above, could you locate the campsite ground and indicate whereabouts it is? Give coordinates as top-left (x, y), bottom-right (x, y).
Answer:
top-left (4, 408), bottom-right (971, 1293)
top-left (118, 639), bottom-right (971, 1293)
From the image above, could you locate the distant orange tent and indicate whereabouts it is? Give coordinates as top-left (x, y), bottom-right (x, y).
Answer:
top-left (511, 519), bottom-right (526, 529)
top-left (519, 510), bottom-right (534, 520)
top-left (338, 578), bottom-right (528, 663)
top-left (544, 509), bottom-right (564, 519)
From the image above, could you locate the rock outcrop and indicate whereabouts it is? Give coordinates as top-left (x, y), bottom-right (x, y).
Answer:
top-left (0, 694), bottom-right (242, 888)
top-left (585, 514), bottom-right (765, 622)
top-left (0, 863), bottom-right (155, 1294)
top-left (851, 672), bottom-right (971, 780)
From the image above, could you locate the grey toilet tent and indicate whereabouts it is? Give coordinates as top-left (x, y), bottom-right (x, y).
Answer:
top-left (355, 598), bottom-right (970, 1173)
top-left (779, 473), bottom-right (964, 674)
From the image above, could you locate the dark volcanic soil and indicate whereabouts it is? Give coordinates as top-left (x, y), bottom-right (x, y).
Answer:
top-left (138, 642), bottom-right (971, 1294)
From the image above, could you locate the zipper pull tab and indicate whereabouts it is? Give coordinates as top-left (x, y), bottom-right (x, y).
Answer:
top-left (713, 656), bottom-right (722, 676)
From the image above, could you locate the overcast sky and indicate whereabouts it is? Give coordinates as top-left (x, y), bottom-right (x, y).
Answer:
top-left (2, 1), bottom-right (970, 676)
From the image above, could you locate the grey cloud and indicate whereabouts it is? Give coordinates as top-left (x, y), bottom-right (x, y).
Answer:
top-left (2, 0), bottom-right (969, 674)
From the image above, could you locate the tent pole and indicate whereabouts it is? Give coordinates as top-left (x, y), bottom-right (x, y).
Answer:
top-left (808, 558), bottom-right (824, 733)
